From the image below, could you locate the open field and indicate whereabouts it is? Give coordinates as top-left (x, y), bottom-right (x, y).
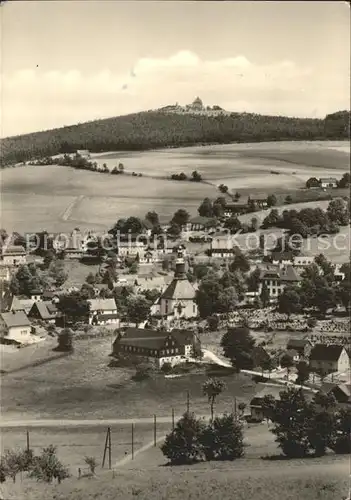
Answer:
top-left (1, 449), bottom-right (348, 500)
top-left (1, 141), bottom-right (348, 233)
top-left (0, 338), bottom-right (257, 421)
top-left (0, 422), bottom-right (170, 474)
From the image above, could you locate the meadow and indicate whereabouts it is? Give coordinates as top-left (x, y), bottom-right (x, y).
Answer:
top-left (0, 338), bottom-right (256, 421)
top-left (0, 140), bottom-right (348, 233)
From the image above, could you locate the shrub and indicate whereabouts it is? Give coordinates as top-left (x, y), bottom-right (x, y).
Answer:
top-left (161, 412), bottom-right (206, 465)
top-left (207, 315), bottom-right (219, 332)
top-left (84, 456), bottom-right (97, 475)
top-left (161, 362), bottom-right (172, 374)
top-left (200, 414), bottom-right (244, 461)
top-left (29, 445), bottom-right (70, 483)
top-left (56, 328), bottom-right (73, 352)
top-left (307, 317), bottom-right (317, 329)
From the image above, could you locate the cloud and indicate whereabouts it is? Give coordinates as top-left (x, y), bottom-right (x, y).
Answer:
top-left (2, 50), bottom-right (348, 136)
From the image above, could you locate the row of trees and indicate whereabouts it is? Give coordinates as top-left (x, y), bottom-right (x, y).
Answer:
top-left (262, 198), bottom-right (350, 236)
top-left (10, 260), bottom-right (67, 297)
top-left (171, 170), bottom-right (203, 182)
top-left (5, 109), bottom-right (344, 166)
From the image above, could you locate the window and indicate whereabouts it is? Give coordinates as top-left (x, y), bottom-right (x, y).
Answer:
top-left (175, 348), bottom-right (179, 353)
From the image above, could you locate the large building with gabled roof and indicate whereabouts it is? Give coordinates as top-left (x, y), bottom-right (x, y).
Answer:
top-left (112, 327), bottom-right (200, 367)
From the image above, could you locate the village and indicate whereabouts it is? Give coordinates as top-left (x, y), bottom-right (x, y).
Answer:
top-left (0, 174), bottom-right (350, 427)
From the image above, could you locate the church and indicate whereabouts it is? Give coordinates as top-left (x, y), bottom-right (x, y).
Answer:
top-left (151, 251), bottom-right (198, 319)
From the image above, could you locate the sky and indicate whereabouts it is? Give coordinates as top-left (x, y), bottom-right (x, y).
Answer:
top-left (1, 1), bottom-right (350, 137)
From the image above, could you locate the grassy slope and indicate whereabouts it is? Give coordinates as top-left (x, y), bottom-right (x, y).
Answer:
top-left (1, 456), bottom-right (348, 500)
top-left (0, 338), bottom-right (256, 420)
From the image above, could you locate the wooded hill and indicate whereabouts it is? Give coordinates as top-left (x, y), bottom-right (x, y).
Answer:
top-left (1, 109), bottom-right (349, 166)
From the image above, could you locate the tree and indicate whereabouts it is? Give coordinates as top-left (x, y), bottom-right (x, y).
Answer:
top-left (250, 217), bottom-right (259, 232)
top-left (306, 177), bottom-right (320, 188)
top-left (161, 412), bottom-right (205, 465)
top-left (296, 360), bottom-right (310, 386)
top-left (118, 162), bottom-right (124, 173)
top-left (129, 261), bottom-right (139, 274)
top-left (278, 286), bottom-right (301, 319)
top-left (338, 172), bottom-right (350, 188)
top-left (29, 445), bottom-right (70, 483)
top-left (221, 326), bottom-right (255, 372)
top-left (285, 195), bottom-right (293, 204)
top-left (48, 259), bottom-right (68, 287)
top-left (200, 414), bottom-right (244, 461)
top-left (195, 271), bottom-right (223, 318)
top-left (260, 282), bottom-right (270, 308)
top-left (191, 170), bottom-right (202, 182)
top-left (198, 198), bottom-right (213, 217)
top-left (280, 352), bottom-right (294, 379)
top-left (266, 194), bottom-right (277, 207)
top-left (126, 294), bottom-right (151, 326)
top-left (56, 292), bottom-right (90, 324)
top-left (171, 209), bottom-right (190, 228)
top-left (145, 211), bottom-right (159, 227)
top-left (327, 198), bottom-right (349, 226)
top-left (331, 408), bottom-right (351, 454)
top-left (247, 267), bottom-right (261, 292)
top-left (207, 315), bottom-right (219, 332)
top-left (230, 252), bottom-right (250, 273)
top-left (202, 378), bottom-right (226, 421)
top-left (314, 278), bottom-right (337, 315)
top-left (84, 456), bottom-right (97, 475)
top-left (218, 184), bottom-right (228, 194)
top-left (217, 286), bottom-right (238, 315)
top-left (314, 254), bottom-right (335, 280)
top-left (167, 222), bottom-right (181, 238)
top-left (224, 216), bottom-right (242, 233)
top-left (42, 250), bottom-right (56, 269)
top-left (263, 388), bottom-right (312, 458)
top-left (261, 209), bottom-right (280, 228)
top-left (55, 328), bottom-right (74, 352)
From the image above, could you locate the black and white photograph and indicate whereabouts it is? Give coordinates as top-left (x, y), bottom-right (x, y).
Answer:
top-left (0, 1), bottom-right (350, 499)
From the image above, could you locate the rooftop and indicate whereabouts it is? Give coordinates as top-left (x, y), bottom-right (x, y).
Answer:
top-left (2, 245), bottom-right (26, 255)
top-left (88, 298), bottom-right (117, 311)
top-left (310, 344), bottom-right (345, 362)
top-left (1, 310), bottom-right (31, 328)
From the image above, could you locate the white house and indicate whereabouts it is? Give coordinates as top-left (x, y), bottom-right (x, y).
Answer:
top-left (76, 149), bottom-right (91, 159)
top-left (271, 252), bottom-right (294, 267)
top-left (309, 344), bottom-right (350, 375)
top-left (117, 241), bottom-right (146, 258)
top-left (0, 310), bottom-right (32, 344)
top-left (112, 328), bottom-right (200, 367)
top-left (293, 255), bottom-right (314, 268)
top-left (319, 177), bottom-right (338, 189)
top-left (87, 298), bottom-right (119, 326)
top-left (258, 265), bottom-right (301, 301)
top-left (1, 246), bottom-right (27, 267)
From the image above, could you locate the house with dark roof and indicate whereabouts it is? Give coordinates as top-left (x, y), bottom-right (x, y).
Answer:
top-left (286, 338), bottom-right (312, 361)
top-left (152, 256), bottom-right (198, 319)
top-left (258, 265), bottom-right (301, 301)
top-left (87, 298), bottom-right (119, 326)
top-left (318, 383), bottom-right (351, 404)
top-left (309, 344), bottom-right (350, 375)
top-left (1, 246), bottom-right (27, 267)
top-left (10, 296), bottom-right (36, 315)
top-left (0, 310), bottom-right (32, 344)
top-left (183, 216), bottom-right (217, 232)
top-left (271, 252), bottom-right (294, 267)
top-left (224, 196), bottom-right (250, 217)
top-left (28, 301), bottom-right (58, 324)
top-left (248, 194), bottom-right (268, 209)
top-left (112, 327), bottom-right (200, 367)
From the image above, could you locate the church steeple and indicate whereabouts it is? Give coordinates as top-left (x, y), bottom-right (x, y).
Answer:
top-left (174, 245), bottom-right (186, 279)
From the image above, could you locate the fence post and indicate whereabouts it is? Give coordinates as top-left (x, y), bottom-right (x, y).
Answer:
top-left (172, 408), bottom-right (175, 430)
top-left (108, 427), bottom-right (112, 470)
top-left (154, 415), bottom-right (157, 446)
top-left (186, 390), bottom-right (190, 413)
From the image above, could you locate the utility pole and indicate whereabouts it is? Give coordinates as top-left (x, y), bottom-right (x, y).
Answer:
top-left (186, 390), bottom-right (190, 413)
top-left (131, 423), bottom-right (134, 460)
top-left (26, 430), bottom-right (30, 453)
top-left (102, 427), bottom-right (112, 469)
top-left (172, 408), bottom-right (175, 431)
top-left (154, 415), bottom-right (157, 447)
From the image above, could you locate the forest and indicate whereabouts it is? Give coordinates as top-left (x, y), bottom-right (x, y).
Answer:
top-left (1, 109), bottom-right (349, 166)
